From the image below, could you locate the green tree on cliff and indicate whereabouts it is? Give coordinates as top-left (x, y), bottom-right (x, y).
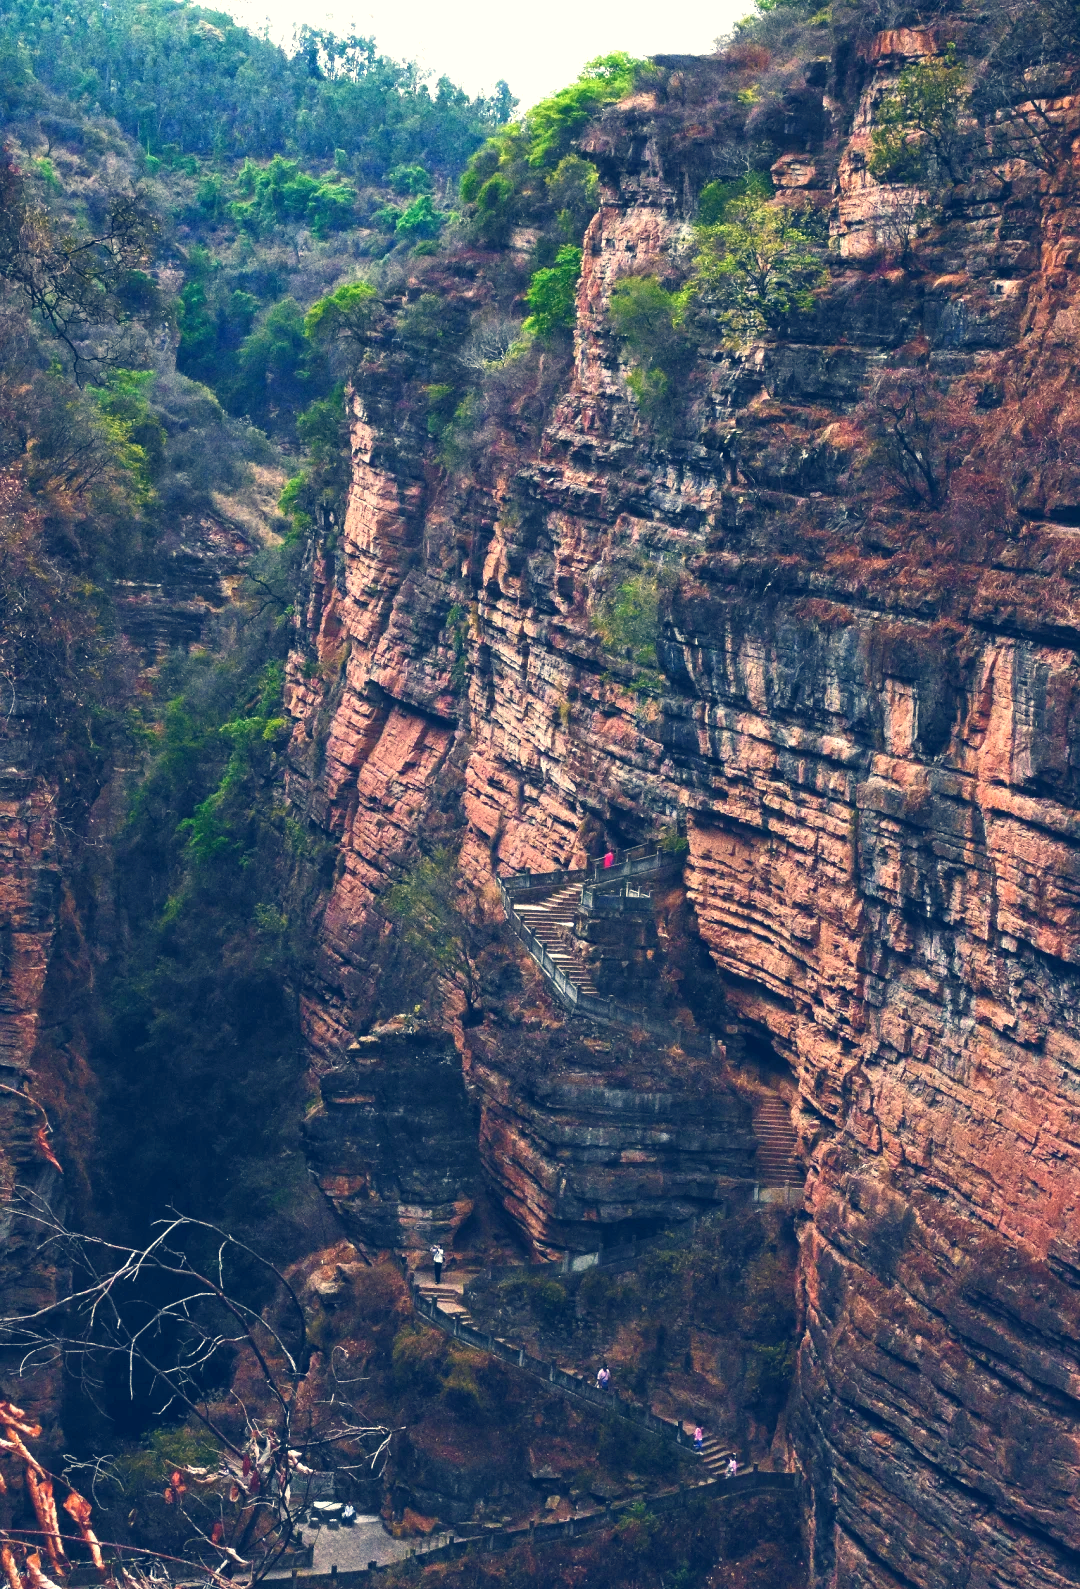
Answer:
top-left (384, 848), bottom-right (487, 1023)
top-left (685, 193), bottom-right (827, 345)
top-left (869, 45), bottom-right (968, 187)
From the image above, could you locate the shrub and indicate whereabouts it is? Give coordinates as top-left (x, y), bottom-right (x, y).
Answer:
top-left (547, 154), bottom-right (600, 239)
top-left (608, 276), bottom-right (694, 431)
top-left (389, 163), bottom-right (433, 194)
top-left (593, 572), bottom-right (661, 666)
top-left (868, 44), bottom-right (968, 187)
top-left (392, 1324), bottom-right (448, 1394)
top-left (303, 281), bottom-right (379, 352)
top-left (395, 195), bottom-right (443, 240)
top-left (530, 1278), bottom-right (572, 1331)
top-left (698, 168), bottom-right (772, 225)
top-left (524, 245), bottom-right (582, 338)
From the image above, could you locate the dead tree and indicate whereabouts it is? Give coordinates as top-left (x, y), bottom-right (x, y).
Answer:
top-left (0, 1201), bottom-right (394, 1587)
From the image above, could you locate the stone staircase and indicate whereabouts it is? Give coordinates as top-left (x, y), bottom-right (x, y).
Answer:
top-left (696, 1432), bottom-right (737, 1479)
top-left (751, 1093), bottom-right (801, 1186)
top-left (514, 883), bottom-right (601, 996)
top-left (414, 1271), bottom-right (739, 1481)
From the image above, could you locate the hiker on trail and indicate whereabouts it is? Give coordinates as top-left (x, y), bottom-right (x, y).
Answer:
top-left (596, 1364), bottom-right (611, 1390)
top-left (693, 1426), bottom-right (703, 1453)
top-left (726, 1456), bottom-right (738, 1476)
top-left (431, 1244), bottom-right (444, 1283)
top-left (603, 851), bottom-right (614, 868)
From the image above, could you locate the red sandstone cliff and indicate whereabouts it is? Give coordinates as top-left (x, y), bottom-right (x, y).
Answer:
top-left (282, 16), bottom-right (1080, 1586)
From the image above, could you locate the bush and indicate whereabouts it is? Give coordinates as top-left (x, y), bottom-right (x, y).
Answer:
top-left (608, 276), bottom-right (694, 432)
top-left (392, 1324), bottom-right (448, 1394)
top-left (531, 1278), bottom-right (572, 1331)
top-left (686, 194), bottom-right (827, 345)
top-left (698, 168), bottom-right (772, 225)
top-left (868, 44), bottom-right (968, 187)
top-left (593, 572), bottom-right (661, 666)
top-left (395, 194), bottom-right (443, 240)
top-left (524, 245), bottom-right (582, 338)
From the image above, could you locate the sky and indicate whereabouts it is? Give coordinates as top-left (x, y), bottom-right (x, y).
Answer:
top-left (222, 0), bottom-right (751, 111)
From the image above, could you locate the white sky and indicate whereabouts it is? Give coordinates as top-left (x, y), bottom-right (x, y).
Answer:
top-left (222, 0), bottom-right (751, 111)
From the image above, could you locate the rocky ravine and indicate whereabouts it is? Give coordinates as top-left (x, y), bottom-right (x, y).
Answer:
top-left (282, 23), bottom-right (1080, 1589)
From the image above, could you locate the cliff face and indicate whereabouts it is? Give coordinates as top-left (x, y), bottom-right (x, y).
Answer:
top-left (284, 19), bottom-right (1080, 1589)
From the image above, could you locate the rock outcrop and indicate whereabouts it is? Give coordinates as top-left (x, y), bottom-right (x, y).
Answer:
top-left (282, 19), bottom-right (1080, 1588)
top-left (304, 1024), bottom-right (480, 1256)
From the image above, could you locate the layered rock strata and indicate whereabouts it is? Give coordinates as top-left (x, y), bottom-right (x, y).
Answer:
top-left (304, 1025), bottom-right (480, 1256)
top-left (285, 24), bottom-right (1080, 1589)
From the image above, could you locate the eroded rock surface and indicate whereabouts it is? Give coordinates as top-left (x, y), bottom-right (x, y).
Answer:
top-left (282, 29), bottom-right (1080, 1589)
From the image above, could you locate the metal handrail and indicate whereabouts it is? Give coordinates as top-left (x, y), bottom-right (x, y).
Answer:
top-left (496, 874), bottom-right (713, 1057)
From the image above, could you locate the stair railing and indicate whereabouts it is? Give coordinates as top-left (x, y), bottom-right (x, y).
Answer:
top-left (496, 873), bottom-right (714, 1057)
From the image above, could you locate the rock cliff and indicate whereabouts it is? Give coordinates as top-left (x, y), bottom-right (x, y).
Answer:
top-left (281, 14), bottom-right (1080, 1587)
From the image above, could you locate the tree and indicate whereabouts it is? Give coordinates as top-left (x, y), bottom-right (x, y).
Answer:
top-left (686, 194), bottom-right (826, 345)
top-left (0, 1208), bottom-right (393, 1587)
top-left (860, 368), bottom-right (976, 508)
top-left (384, 848), bottom-right (486, 1023)
top-left (524, 246), bottom-right (582, 339)
top-left (868, 45), bottom-right (969, 186)
top-left (0, 150), bottom-right (160, 380)
top-left (303, 282), bottom-right (380, 354)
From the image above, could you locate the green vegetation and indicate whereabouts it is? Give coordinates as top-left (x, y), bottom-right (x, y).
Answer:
top-left (1, 0), bottom-right (512, 172)
top-left (697, 168), bottom-right (772, 226)
top-left (303, 280), bottom-right (380, 352)
top-left (869, 45), bottom-right (968, 186)
top-left (93, 569), bottom-right (321, 1249)
top-left (459, 54), bottom-right (643, 251)
top-left (524, 244), bottom-right (582, 338)
top-left (608, 276), bottom-right (694, 432)
top-left (686, 193), bottom-right (827, 344)
top-left (384, 846), bottom-right (488, 1022)
top-left (593, 571), bottom-right (662, 668)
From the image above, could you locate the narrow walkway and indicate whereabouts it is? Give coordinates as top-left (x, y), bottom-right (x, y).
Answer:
top-left (514, 883), bottom-right (600, 995)
top-left (751, 1094), bottom-right (801, 1186)
top-left (411, 1272), bottom-right (735, 1474)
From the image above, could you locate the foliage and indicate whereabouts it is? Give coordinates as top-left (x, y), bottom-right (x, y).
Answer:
top-left (384, 847), bottom-right (487, 1020)
top-left (394, 194), bottom-right (444, 241)
top-left (547, 154), bottom-right (600, 239)
top-left (608, 276), bottom-right (694, 433)
top-left (389, 163), bottom-right (433, 194)
top-left (859, 368), bottom-right (976, 508)
top-left (229, 156), bottom-right (357, 239)
top-left (868, 45), bottom-right (968, 186)
top-left (697, 168), bottom-right (772, 226)
top-left (458, 55), bottom-right (643, 248)
top-left (2, 0), bottom-right (511, 177)
top-left (686, 194), bottom-right (827, 345)
top-left (526, 52), bottom-right (643, 168)
top-left (593, 572), bottom-right (661, 667)
top-left (277, 386), bottom-right (351, 533)
top-left (0, 146), bottom-right (160, 376)
top-left (230, 297), bottom-right (329, 431)
top-left (87, 368), bottom-right (165, 501)
top-left (92, 542), bottom-right (319, 1251)
top-left (303, 281), bottom-right (379, 353)
top-left (524, 245), bottom-right (582, 338)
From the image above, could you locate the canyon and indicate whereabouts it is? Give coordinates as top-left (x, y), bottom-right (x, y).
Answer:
top-left (3, 5), bottom-right (1080, 1587)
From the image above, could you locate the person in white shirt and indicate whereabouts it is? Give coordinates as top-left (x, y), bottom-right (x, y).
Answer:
top-left (431, 1244), bottom-right (444, 1282)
